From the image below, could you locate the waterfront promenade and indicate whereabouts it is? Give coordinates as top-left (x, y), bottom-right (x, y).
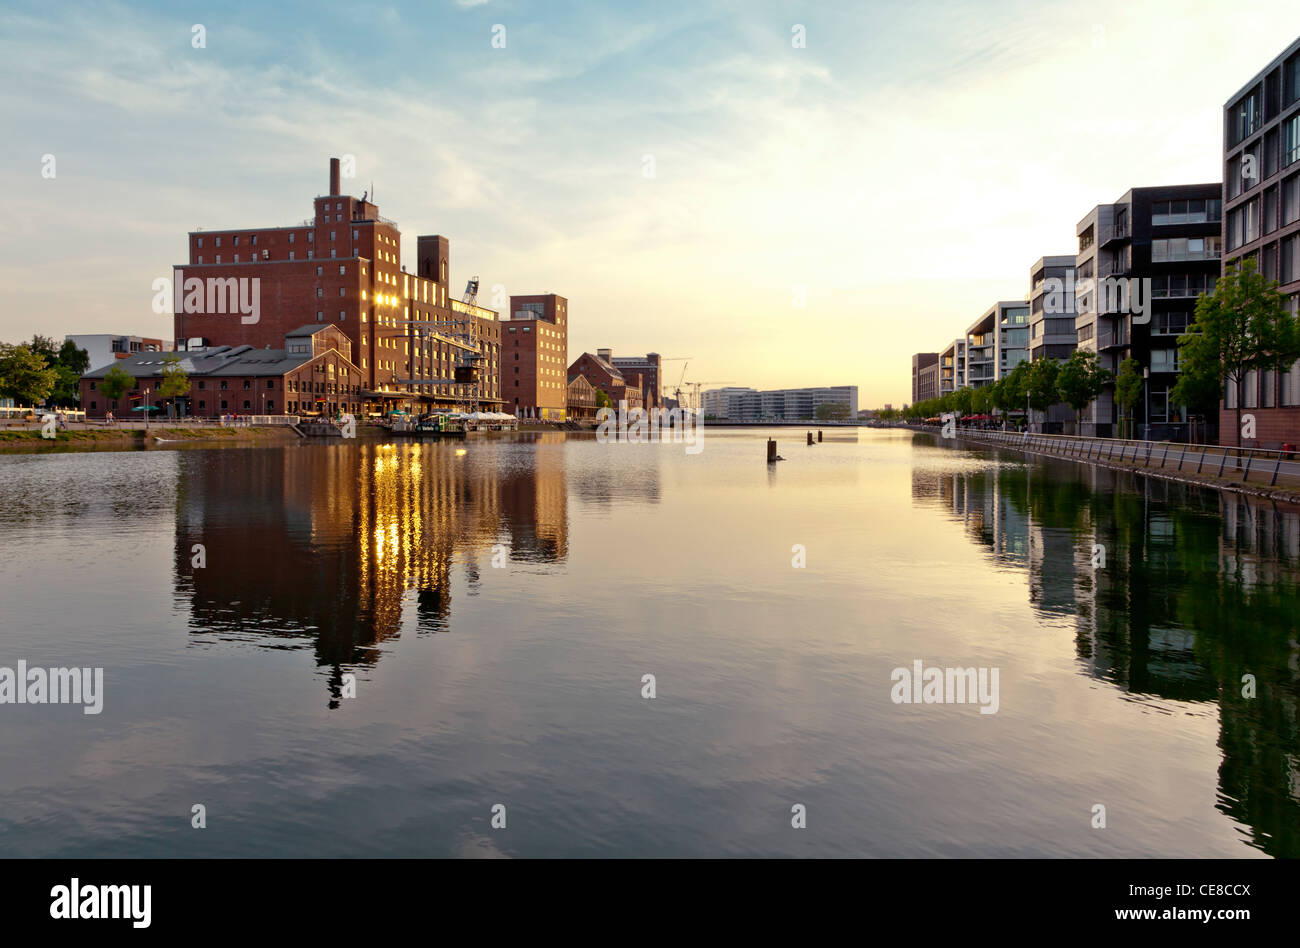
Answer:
top-left (909, 424), bottom-right (1300, 504)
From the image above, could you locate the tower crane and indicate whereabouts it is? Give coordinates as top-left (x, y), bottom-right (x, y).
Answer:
top-left (682, 381), bottom-right (736, 415)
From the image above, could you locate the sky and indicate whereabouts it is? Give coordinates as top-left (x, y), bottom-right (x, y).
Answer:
top-left (2, 0), bottom-right (1299, 407)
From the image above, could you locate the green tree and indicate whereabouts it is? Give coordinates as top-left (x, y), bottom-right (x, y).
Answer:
top-left (815, 401), bottom-right (849, 421)
top-left (1174, 258), bottom-right (1300, 446)
top-left (971, 385), bottom-right (992, 415)
top-left (953, 386), bottom-right (974, 417)
top-left (994, 361), bottom-right (1029, 418)
top-left (595, 389), bottom-right (612, 410)
top-left (1056, 349), bottom-right (1112, 431)
top-left (1113, 357), bottom-right (1144, 439)
top-left (27, 335), bottom-right (89, 406)
top-left (99, 363), bottom-right (136, 407)
top-left (158, 356), bottom-right (190, 416)
top-left (0, 343), bottom-right (58, 405)
top-left (1024, 357), bottom-right (1061, 431)
top-left (1170, 355), bottom-right (1222, 444)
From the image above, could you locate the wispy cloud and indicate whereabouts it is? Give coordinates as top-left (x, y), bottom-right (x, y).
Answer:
top-left (1, 0), bottom-right (1298, 405)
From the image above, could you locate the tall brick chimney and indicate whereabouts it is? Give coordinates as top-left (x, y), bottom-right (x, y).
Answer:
top-left (329, 157), bottom-right (340, 196)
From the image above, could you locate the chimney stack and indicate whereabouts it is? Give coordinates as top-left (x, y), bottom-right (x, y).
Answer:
top-left (597, 348), bottom-right (612, 362)
top-left (329, 157), bottom-right (340, 196)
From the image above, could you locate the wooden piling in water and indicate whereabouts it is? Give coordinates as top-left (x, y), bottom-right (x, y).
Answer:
top-left (767, 439), bottom-right (777, 463)
top-left (807, 431), bottom-right (814, 445)
top-left (817, 430), bottom-right (823, 442)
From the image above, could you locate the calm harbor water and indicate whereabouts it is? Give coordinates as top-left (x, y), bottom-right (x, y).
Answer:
top-left (0, 428), bottom-right (1297, 858)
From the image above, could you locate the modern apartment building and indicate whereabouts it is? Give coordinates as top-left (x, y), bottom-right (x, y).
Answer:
top-left (760, 386), bottom-right (858, 420)
top-left (1074, 184), bottom-right (1222, 438)
top-left (912, 352), bottom-right (939, 404)
top-left (65, 334), bottom-right (169, 372)
top-left (702, 387), bottom-right (759, 419)
top-left (1221, 37), bottom-right (1300, 446)
top-left (965, 301), bottom-right (1029, 389)
top-left (701, 386), bottom-right (857, 421)
top-left (1027, 255), bottom-right (1078, 361)
top-left (501, 293), bottom-right (569, 420)
top-left (938, 338), bottom-right (966, 395)
top-left (173, 157), bottom-right (501, 415)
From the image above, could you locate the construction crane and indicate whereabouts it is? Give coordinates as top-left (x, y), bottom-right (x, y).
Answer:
top-left (682, 380), bottom-right (735, 416)
top-left (661, 359), bottom-right (690, 409)
top-left (396, 276), bottom-right (486, 413)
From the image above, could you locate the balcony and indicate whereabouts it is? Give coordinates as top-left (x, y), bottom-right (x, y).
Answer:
top-left (1100, 222), bottom-right (1130, 247)
top-left (1097, 330), bottom-right (1128, 350)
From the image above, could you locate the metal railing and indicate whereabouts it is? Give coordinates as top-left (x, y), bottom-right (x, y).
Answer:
top-left (917, 425), bottom-right (1300, 488)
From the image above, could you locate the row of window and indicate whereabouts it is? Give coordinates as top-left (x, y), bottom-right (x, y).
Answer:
top-left (1226, 362), bottom-right (1300, 408)
top-left (1151, 198), bottom-right (1223, 225)
top-left (1151, 236), bottom-right (1222, 261)
top-left (197, 231), bottom-right (314, 249)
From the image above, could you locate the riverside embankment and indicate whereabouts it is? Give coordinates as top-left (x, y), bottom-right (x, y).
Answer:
top-left (904, 423), bottom-right (1300, 506)
top-left (0, 424), bottom-right (301, 453)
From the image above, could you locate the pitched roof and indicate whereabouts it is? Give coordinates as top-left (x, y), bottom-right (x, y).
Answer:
top-left (82, 346), bottom-right (313, 379)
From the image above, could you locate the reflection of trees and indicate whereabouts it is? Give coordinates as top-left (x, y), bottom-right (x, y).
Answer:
top-left (911, 434), bottom-right (1300, 856)
top-left (173, 440), bottom-right (569, 707)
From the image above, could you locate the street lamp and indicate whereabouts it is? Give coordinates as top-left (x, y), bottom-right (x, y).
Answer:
top-left (144, 387), bottom-right (150, 430)
top-left (1142, 366), bottom-right (1150, 442)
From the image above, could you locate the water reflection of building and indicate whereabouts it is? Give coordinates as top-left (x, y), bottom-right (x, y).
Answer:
top-left (174, 439), bottom-right (571, 705)
top-left (912, 432), bottom-right (1300, 856)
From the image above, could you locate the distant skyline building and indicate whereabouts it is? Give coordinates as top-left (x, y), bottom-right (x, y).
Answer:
top-left (703, 385), bottom-right (857, 421)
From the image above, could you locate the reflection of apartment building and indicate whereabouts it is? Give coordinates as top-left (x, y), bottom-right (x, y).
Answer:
top-left (912, 352), bottom-right (939, 404)
top-left (1074, 184), bottom-right (1222, 438)
top-left (965, 301), bottom-right (1029, 389)
top-left (938, 339), bottom-right (966, 395)
top-left (502, 293), bottom-right (569, 420)
top-left (1220, 38), bottom-right (1300, 446)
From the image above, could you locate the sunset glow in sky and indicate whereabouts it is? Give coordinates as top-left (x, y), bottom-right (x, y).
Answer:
top-left (3, 0), bottom-right (1300, 406)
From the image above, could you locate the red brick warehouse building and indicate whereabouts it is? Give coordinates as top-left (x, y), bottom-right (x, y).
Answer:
top-left (566, 350), bottom-right (645, 410)
top-left (501, 293), bottom-right (569, 420)
top-left (78, 326), bottom-right (366, 419)
top-left (171, 158), bottom-right (501, 415)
